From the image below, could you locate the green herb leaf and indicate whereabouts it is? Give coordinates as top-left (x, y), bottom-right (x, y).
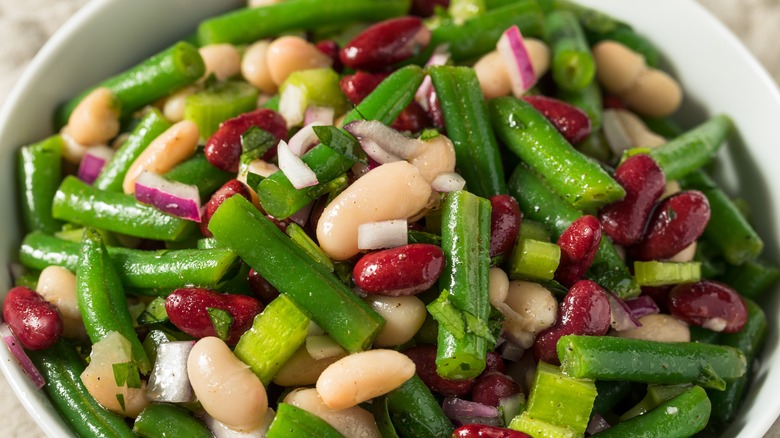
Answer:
top-left (112, 362), bottom-right (141, 389)
top-left (137, 297), bottom-right (169, 325)
top-left (207, 307), bottom-right (234, 342)
top-left (313, 125), bottom-right (367, 164)
top-left (427, 289), bottom-right (465, 339)
top-left (697, 364), bottom-right (726, 391)
top-left (464, 311), bottom-right (497, 344)
top-left (240, 126), bottom-right (277, 164)
top-left (246, 171), bottom-right (265, 189)
top-left (116, 393), bottom-right (126, 413)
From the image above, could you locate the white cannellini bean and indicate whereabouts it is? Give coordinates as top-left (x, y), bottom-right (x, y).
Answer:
top-left (489, 267), bottom-right (510, 307)
top-left (273, 346), bottom-right (346, 387)
top-left (65, 87), bottom-right (121, 146)
top-left (242, 40), bottom-right (278, 95)
top-left (266, 36), bottom-right (332, 86)
top-left (622, 68), bottom-right (683, 118)
top-left (364, 295), bottom-right (427, 347)
top-left (162, 86), bottom-right (197, 122)
top-left (499, 280), bottom-right (558, 349)
top-left (188, 337), bottom-right (268, 432)
top-left (80, 331), bottom-right (150, 417)
top-left (204, 407), bottom-right (275, 438)
top-left (36, 266), bottom-right (85, 339)
top-left (284, 388), bottom-right (381, 438)
top-left (407, 134), bottom-right (457, 183)
top-left (593, 41), bottom-right (646, 95)
top-left (523, 37), bottom-right (551, 78)
top-left (316, 161), bottom-right (432, 260)
top-left (58, 130), bottom-right (91, 164)
top-left (316, 349), bottom-right (416, 410)
top-left (200, 44), bottom-right (242, 81)
top-left (611, 109), bottom-right (666, 148)
top-left (615, 313), bottom-right (690, 343)
top-left (122, 120), bottom-right (199, 194)
top-left (668, 241), bottom-right (697, 263)
top-left (474, 51), bottom-right (512, 99)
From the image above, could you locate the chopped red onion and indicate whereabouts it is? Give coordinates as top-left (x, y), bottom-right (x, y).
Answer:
top-left (606, 290), bottom-right (642, 331)
top-left (289, 201), bottom-right (314, 227)
top-left (277, 140), bottom-right (319, 189)
top-left (287, 123), bottom-right (323, 157)
top-left (77, 145), bottom-right (114, 184)
top-left (0, 323), bottom-right (45, 389)
top-left (359, 137), bottom-right (403, 165)
top-left (343, 120), bottom-right (424, 161)
top-left (357, 219), bottom-right (408, 250)
top-left (499, 339), bottom-right (526, 362)
top-left (602, 110), bottom-right (633, 156)
top-left (415, 45), bottom-right (451, 111)
top-left (146, 340), bottom-right (195, 403)
top-left (239, 159), bottom-right (279, 185)
top-left (279, 84), bottom-right (305, 128)
top-left (304, 106), bottom-right (335, 126)
top-left (134, 171), bottom-right (202, 222)
top-left (497, 25), bottom-right (537, 97)
top-left (442, 397), bottom-right (502, 427)
top-left (625, 295), bottom-right (660, 319)
top-left (586, 413), bottom-right (611, 434)
top-left (431, 172), bottom-right (466, 192)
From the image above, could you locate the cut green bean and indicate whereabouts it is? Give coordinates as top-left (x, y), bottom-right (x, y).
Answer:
top-left (17, 135), bottom-right (64, 234)
top-left (721, 259), bottom-right (780, 299)
top-left (385, 374), bottom-right (454, 438)
top-left (372, 396), bottom-right (400, 438)
top-left (540, 0), bottom-right (629, 36)
top-left (620, 384), bottom-right (691, 421)
top-left (163, 152), bottom-right (233, 199)
top-left (286, 223), bottom-right (334, 272)
top-left (557, 80), bottom-right (603, 131)
top-left (492, 97), bottom-right (625, 210)
top-left (267, 403), bottom-right (345, 438)
top-left (198, 0), bottom-right (409, 45)
top-left (545, 10), bottom-right (595, 92)
top-left (93, 108), bottom-right (172, 192)
top-left (52, 176), bottom-right (196, 241)
top-left (55, 42), bottom-right (205, 129)
top-left (133, 403), bottom-right (211, 438)
top-left (592, 380), bottom-right (633, 415)
top-left (557, 335), bottom-right (746, 390)
top-left (209, 195), bottom-right (384, 352)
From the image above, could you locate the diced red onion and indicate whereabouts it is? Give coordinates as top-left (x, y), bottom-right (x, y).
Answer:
top-left (442, 397), bottom-right (502, 427)
top-left (586, 413), bottom-right (611, 434)
top-left (343, 120), bottom-right (424, 161)
top-left (77, 145), bottom-right (114, 184)
top-left (625, 295), bottom-right (660, 319)
top-left (287, 123), bottom-right (323, 157)
top-left (277, 140), bottom-right (319, 189)
top-left (289, 201), bottom-right (314, 227)
top-left (606, 290), bottom-right (642, 331)
top-left (432, 172), bottom-right (466, 192)
top-left (602, 109), bottom-right (633, 156)
top-left (415, 45), bottom-right (451, 111)
top-left (304, 106), bottom-right (335, 126)
top-left (497, 25), bottom-right (537, 97)
top-left (499, 339), bottom-right (526, 362)
top-left (146, 340), bottom-right (195, 403)
top-left (357, 219), bottom-right (408, 250)
top-left (279, 84), bottom-right (305, 128)
top-left (134, 171), bottom-right (202, 222)
top-left (498, 392), bottom-right (525, 426)
top-left (203, 408), bottom-right (275, 438)
top-left (0, 323), bottom-right (45, 389)
top-left (239, 158), bottom-right (279, 185)
top-left (359, 137), bottom-right (403, 165)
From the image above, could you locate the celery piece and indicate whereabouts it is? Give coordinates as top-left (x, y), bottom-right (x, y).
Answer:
top-left (184, 80), bottom-right (258, 140)
top-left (279, 68), bottom-right (349, 127)
top-left (286, 223), bottom-right (334, 272)
top-left (509, 412), bottom-right (579, 438)
top-left (233, 294), bottom-right (310, 385)
top-left (633, 261), bottom-right (701, 286)
top-left (508, 237), bottom-right (561, 281)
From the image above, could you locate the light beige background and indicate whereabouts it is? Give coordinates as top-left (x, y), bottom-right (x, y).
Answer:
top-left (0, 0), bottom-right (778, 436)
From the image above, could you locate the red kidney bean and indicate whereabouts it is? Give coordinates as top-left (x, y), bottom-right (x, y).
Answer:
top-left (555, 215), bottom-right (602, 287)
top-left (204, 108), bottom-right (287, 172)
top-left (353, 244), bottom-right (444, 296)
top-left (668, 281), bottom-right (748, 333)
top-left (640, 286), bottom-right (671, 313)
top-left (427, 88), bottom-right (447, 131)
top-left (199, 179), bottom-right (252, 237)
top-left (165, 288), bottom-right (264, 345)
top-left (599, 154), bottom-right (666, 246)
top-left (533, 280), bottom-right (610, 365)
top-left (453, 425), bottom-right (532, 438)
top-left (339, 71), bottom-right (390, 105)
top-left (340, 17), bottom-right (431, 71)
top-left (471, 372), bottom-right (522, 407)
top-left (315, 40), bottom-right (342, 73)
top-left (410, 0), bottom-right (450, 17)
top-left (2, 286), bottom-right (63, 350)
top-left (489, 195), bottom-right (523, 259)
top-left (247, 268), bottom-right (280, 305)
top-left (631, 190), bottom-right (710, 261)
top-left (391, 101), bottom-right (432, 133)
top-left (484, 351), bottom-right (505, 374)
top-left (522, 95), bottom-right (592, 145)
top-left (403, 344), bottom-right (474, 397)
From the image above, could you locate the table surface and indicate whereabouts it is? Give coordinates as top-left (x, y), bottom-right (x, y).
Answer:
top-left (0, 0), bottom-right (778, 436)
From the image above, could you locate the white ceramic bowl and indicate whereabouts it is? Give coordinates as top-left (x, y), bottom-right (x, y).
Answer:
top-left (0, 0), bottom-right (778, 436)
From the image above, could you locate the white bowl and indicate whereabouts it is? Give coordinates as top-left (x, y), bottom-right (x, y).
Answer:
top-left (0, 0), bottom-right (778, 436)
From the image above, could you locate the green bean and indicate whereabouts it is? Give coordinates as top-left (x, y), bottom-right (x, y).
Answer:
top-left (557, 335), bottom-right (746, 390)
top-left (385, 374), bottom-right (454, 438)
top-left (593, 386), bottom-right (711, 437)
top-left (372, 396), bottom-right (400, 438)
top-left (721, 259), bottom-right (780, 299)
top-left (592, 380), bottom-right (633, 415)
top-left (19, 231), bottom-right (240, 291)
top-left (491, 97), bottom-right (625, 210)
top-left (267, 403), bottom-right (345, 438)
top-left (557, 80), bottom-right (603, 131)
top-left (198, 0), bottom-right (409, 45)
top-left (76, 229), bottom-right (150, 373)
top-left (27, 340), bottom-right (135, 438)
top-left (208, 195), bottom-right (384, 352)
top-left (133, 403), bottom-right (211, 438)
top-left (17, 135), bottom-right (64, 234)
top-left (93, 108), bottom-right (171, 192)
top-left (52, 176), bottom-right (197, 241)
top-left (163, 152), bottom-right (233, 199)
top-left (586, 26), bottom-right (660, 68)
top-left (680, 169), bottom-right (763, 265)
top-left (545, 10), bottom-right (595, 92)
top-left (539, 0), bottom-right (629, 36)
top-left (647, 114), bottom-right (733, 181)
top-left (429, 66), bottom-right (506, 198)
top-left (55, 42), bottom-right (205, 129)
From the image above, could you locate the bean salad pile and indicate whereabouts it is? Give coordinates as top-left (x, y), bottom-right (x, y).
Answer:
top-left (4, 0), bottom-right (778, 437)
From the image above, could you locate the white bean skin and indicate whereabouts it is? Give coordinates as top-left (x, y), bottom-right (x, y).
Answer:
top-left (273, 346), bottom-right (346, 387)
top-left (611, 109), bottom-right (666, 148)
top-left (622, 68), bottom-right (683, 117)
top-left (407, 135), bottom-right (456, 183)
top-left (668, 241), bottom-right (697, 263)
top-left (615, 314), bottom-right (690, 343)
top-left (36, 266), bottom-right (85, 339)
top-left (188, 337), bottom-right (268, 432)
top-left (199, 44), bottom-right (242, 81)
top-left (316, 161), bottom-right (432, 260)
top-left (266, 36), bottom-right (332, 87)
top-left (122, 120), bottom-right (199, 194)
top-left (474, 51), bottom-right (512, 99)
top-left (489, 267), bottom-right (510, 307)
top-left (593, 41), bottom-right (646, 95)
top-left (66, 87), bottom-right (121, 146)
top-left (364, 295), bottom-right (427, 347)
top-left (242, 40), bottom-right (278, 95)
top-left (500, 280), bottom-right (558, 349)
top-left (284, 388), bottom-right (381, 438)
top-left (316, 350), bottom-right (415, 410)
top-left (162, 86), bottom-right (197, 122)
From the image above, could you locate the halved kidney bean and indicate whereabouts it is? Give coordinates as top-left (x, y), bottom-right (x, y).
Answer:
top-left (2, 286), bottom-right (63, 350)
top-left (340, 17), bottom-right (431, 71)
top-left (631, 190), bottom-right (710, 261)
top-left (533, 280), bottom-right (610, 365)
top-left (668, 281), bottom-right (748, 333)
top-left (453, 425), bottom-right (531, 438)
top-left (599, 154), bottom-right (666, 246)
top-left (165, 288), bottom-right (264, 345)
top-left (489, 195), bottom-right (523, 259)
top-left (522, 95), bottom-right (592, 145)
top-left (339, 71), bottom-right (390, 105)
top-left (484, 350), bottom-right (506, 374)
top-left (471, 372), bottom-right (522, 407)
top-left (555, 215), bottom-right (602, 287)
top-left (403, 344), bottom-right (474, 397)
top-left (391, 101), bottom-right (432, 133)
top-left (410, 0), bottom-right (450, 17)
top-left (199, 179), bottom-right (252, 237)
top-left (247, 268), bottom-right (280, 305)
top-left (353, 244), bottom-right (444, 296)
top-left (315, 40), bottom-right (342, 73)
top-left (427, 88), bottom-right (446, 131)
top-left (204, 108), bottom-right (287, 172)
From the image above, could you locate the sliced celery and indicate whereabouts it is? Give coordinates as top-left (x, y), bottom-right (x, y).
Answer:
top-left (634, 260), bottom-right (701, 286)
top-left (508, 237), bottom-right (561, 281)
top-left (184, 80), bottom-right (258, 139)
top-left (279, 68), bottom-right (349, 126)
top-left (509, 412), bottom-right (579, 438)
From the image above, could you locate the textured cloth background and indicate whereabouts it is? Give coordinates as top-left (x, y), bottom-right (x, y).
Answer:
top-left (0, 0), bottom-right (778, 436)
